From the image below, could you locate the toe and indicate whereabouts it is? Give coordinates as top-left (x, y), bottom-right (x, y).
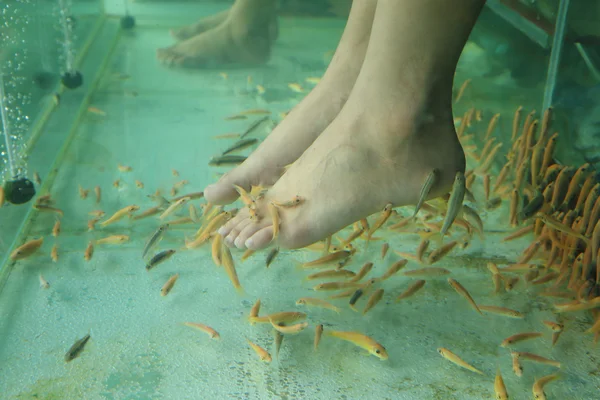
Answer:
top-left (235, 219), bottom-right (271, 249)
top-left (245, 226), bottom-right (274, 250)
top-left (218, 209), bottom-right (246, 237)
top-left (225, 218), bottom-right (252, 247)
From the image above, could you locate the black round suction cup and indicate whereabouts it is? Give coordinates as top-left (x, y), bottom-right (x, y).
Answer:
top-left (121, 15), bottom-right (136, 30)
top-left (61, 71), bottom-right (83, 89)
top-left (3, 178), bottom-right (36, 205)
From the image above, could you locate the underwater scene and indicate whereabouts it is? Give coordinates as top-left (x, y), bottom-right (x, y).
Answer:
top-left (1, 0), bottom-right (600, 399)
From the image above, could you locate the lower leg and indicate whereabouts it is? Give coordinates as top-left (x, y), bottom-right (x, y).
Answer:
top-left (220, 0), bottom-right (486, 250)
top-left (204, 0), bottom-right (379, 204)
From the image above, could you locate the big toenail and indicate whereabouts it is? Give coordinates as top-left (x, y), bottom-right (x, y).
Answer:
top-left (245, 238), bottom-right (254, 249)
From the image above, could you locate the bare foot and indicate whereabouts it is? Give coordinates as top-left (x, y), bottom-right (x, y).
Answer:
top-left (203, 0), bottom-right (378, 204)
top-left (171, 9), bottom-right (230, 41)
top-left (217, 83), bottom-right (465, 250)
top-left (157, 1), bottom-right (278, 67)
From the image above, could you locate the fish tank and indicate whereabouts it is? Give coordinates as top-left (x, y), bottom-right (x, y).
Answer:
top-left (1, 0), bottom-right (599, 399)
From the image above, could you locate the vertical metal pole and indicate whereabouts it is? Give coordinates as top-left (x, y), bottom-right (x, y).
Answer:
top-left (542, 0), bottom-right (570, 111)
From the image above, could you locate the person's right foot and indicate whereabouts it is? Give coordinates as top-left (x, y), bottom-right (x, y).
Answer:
top-left (171, 9), bottom-right (229, 41)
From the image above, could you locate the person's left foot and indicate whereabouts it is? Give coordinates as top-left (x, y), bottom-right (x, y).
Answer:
top-left (217, 80), bottom-right (466, 250)
top-left (157, 6), bottom-right (277, 67)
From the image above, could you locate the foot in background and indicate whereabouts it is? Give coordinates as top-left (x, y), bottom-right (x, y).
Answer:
top-left (158, 0), bottom-right (278, 67)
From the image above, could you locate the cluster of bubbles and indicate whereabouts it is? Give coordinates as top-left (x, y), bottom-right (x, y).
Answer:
top-left (1, 0), bottom-right (32, 181)
top-left (57, 0), bottom-right (76, 75)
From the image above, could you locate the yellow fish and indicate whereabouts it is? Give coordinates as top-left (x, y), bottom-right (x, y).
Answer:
top-left (532, 374), bottom-right (559, 400)
top-left (288, 83), bottom-right (304, 93)
top-left (221, 243), bottom-right (242, 292)
top-left (494, 368), bottom-right (509, 400)
top-left (437, 347), bottom-right (483, 374)
top-left (10, 238), bottom-right (44, 261)
top-left (183, 322), bottom-right (220, 339)
top-left (314, 324), bottom-right (324, 351)
top-left (95, 235), bottom-right (129, 245)
top-left (159, 197), bottom-right (190, 220)
top-left (160, 273), bottom-right (179, 296)
top-left (296, 297), bottom-right (340, 313)
top-left (84, 241), bottom-right (94, 261)
top-left (269, 319), bottom-right (308, 334)
top-left (100, 205), bottom-right (139, 227)
top-left (247, 339), bottom-right (271, 362)
top-left (325, 330), bottom-right (388, 360)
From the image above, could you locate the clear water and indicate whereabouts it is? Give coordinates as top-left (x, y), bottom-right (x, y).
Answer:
top-left (1, 1), bottom-right (599, 399)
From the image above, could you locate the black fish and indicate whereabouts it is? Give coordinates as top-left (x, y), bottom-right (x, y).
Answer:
top-left (266, 247), bottom-right (279, 268)
top-left (240, 116), bottom-right (270, 139)
top-left (146, 249), bottom-right (176, 271)
top-left (65, 333), bottom-right (91, 362)
top-left (221, 138), bottom-right (258, 156)
top-left (208, 155), bottom-right (247, 166)
top-left (349, 289), bottom-right (364, 307)
top-left (518, 192), bottom-right (544, 221)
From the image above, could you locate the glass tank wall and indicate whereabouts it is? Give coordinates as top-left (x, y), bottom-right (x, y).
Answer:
top-left (1, 1), bottom-right (599, 399)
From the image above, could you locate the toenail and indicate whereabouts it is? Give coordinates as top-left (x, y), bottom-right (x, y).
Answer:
top-left (218, 226), bottom-right (227, 236)
top-left (225, 235), bottom-right (234, 245)
top-left (234, 236), bottom-right (245, 248)
top-left (245, 238), bottom-right (254, 249)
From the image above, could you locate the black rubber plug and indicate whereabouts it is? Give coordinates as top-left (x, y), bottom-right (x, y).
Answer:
top-left (3, 178), bottom-right (36, 205)
top-left (61, 71), bottom-right (83, 89)
top-left (121, 15), bottom-right (135, 30)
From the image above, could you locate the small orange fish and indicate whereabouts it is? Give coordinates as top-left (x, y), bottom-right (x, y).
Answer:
top-left (350, 262), bottom-right (374, 282)
top-left (51, 244), bottom-right (59, 262)
top-left (10, 238), bottom-right (44, 261)
top-left (161, 273), bottom-right (179, 296)
top-left (269, 319), bottom-right (309, 334)
top-left (500, 332), bottom-right (543, 347)
top-left (183, 322), bottom-right (220, 339)
top-left (247, 339), bottom-right (271, 362)
top-left (117, 164), bottom-right (132, 172)
top-left (454, 79), bottom-right (471, 103)
top-left (395, 280), bottom-right (426, 302)
top-left (95, 235), bottom-right (129, 245)
top-left (33, 204), bottom-right (64, 217)
top-left (437, 347), bottom-right (483, 374)
top-left (362, 288), bottom-right (384, 315)
top-left (84, 241), bottom-right (94, 261)
top-left (52, 219), bottom-right (61, 237)
top-left (288, 83), bottom-right (304, 93)
top-left (314, 324), bottom-right (324, 350)
top-left (249, 299), bottom-right (261, 321)
top-left (448, 278), bottom-right (482, 315)
top-left (87, 106), bottom-right (107, 116)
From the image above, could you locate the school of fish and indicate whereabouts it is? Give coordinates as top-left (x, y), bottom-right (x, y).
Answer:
top-left (3, 83), bottom-right (599, 399)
